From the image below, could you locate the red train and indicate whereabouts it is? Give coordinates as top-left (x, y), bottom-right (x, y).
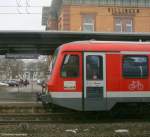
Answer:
top-left (43, 41), bottom-right (150, 111)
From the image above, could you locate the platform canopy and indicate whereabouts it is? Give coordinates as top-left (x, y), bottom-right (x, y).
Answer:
top-left (0, 31), bottom-right (150, 55)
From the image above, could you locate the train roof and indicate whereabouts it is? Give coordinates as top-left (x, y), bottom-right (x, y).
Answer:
top-left (60, 40), bottom-right (150, 52)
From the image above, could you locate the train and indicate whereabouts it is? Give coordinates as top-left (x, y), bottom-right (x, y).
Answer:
top-left (41, 40), bottom-right (150, 111)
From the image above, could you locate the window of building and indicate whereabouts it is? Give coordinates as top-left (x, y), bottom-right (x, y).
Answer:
top-left (122, 0), bottom-right (131, 6)
top-left (145, 0), bottom-right (150, 7)
top-left (61, 55), bottom-right (79, 78)
top-left (71, 0), bottom-right (82, 4)
top-left (115, 0), bottom-right (122, 6)
top-left (130, 0), bottom-right (138, 7)
top-left (82, 15), bottom-right (95, 32)
top-left (63, 0), bottom-right (72, 4)
top-left (99, 0), bottom-right (107, 5)
top-left (138, 0), bottom-right (145, 7)
top-left (123, 56), bottom-right (148, 78)
top-left (83, 0), bottom-right (93, 4)
top-left (115, 17), bottom-right (133, 32)
top-left (107, 0), bottom-right (115, 5)
top-left (115, 18), bottom-right (122, 32)
top-left (126, 18), bottom-right (133, 32)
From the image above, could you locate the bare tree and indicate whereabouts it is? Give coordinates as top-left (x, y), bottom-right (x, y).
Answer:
top-left (0, 57), bottom-right (25, 80)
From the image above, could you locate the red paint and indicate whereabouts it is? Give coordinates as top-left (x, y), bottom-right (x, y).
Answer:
top-left (47, 41), bottom-right (150, 94)
top-left (106, 54), bottom-right (121, 91)
top-left (48, 51), bottom-right (82, 92)
top-left (106, 54), bottom-right (150, 92)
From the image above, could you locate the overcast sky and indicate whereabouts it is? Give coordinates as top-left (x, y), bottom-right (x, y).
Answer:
top-left (0, 0), bottom-right (52, 30)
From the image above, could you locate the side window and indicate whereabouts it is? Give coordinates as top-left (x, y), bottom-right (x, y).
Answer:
top-left (123, 55), bottom-right (148, 78)
top-left (61, 55), bottom-right (79, 78)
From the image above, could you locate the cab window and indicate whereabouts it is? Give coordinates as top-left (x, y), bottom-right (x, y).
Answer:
top-left (123, 55), bottom-right (148, 78)
top-left (49, 47), bottom-right (59, 74)
top-left (61, 55), bottom-right (79, 78)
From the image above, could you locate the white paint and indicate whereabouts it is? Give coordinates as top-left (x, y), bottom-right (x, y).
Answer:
top-left (50, 92), bottom-right (82, 98)
top-left (115, 129), bottom-right (129, 133)
top-left (106, 51), bottom-right (150, 55)
top-left (64, 81), bottom-right (76, 90)
top-left (121, 51), bottom-right (150, 54)
top-left (128, 80), bottom-right (144, 91)
top-left (50, 91), bottom-right (150, 98)
top-left (90, 40), bottom-right (150, 44)
top-left (65, 129), bottom-right (78, 134)
top-left (107, 91), bottom-right (150, 98)
top-left (86, 81), bottom-right (104, 87)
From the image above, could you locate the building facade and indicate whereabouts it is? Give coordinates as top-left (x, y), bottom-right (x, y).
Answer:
top-left (46, 0), bottom-right (150, 32)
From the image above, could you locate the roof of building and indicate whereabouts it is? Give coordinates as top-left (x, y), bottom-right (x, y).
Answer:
top-left (51, 0), bottom-right (150, 12)
top-left (0, 31), bottom-right (150, 54)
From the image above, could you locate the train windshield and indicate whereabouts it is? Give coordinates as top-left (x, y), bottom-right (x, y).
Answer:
top-left (49, 48), bottom-right (59, 74)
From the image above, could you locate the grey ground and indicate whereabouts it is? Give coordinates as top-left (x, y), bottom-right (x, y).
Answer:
top-left (0, 122), bottom-right (149, 137)
top-left (0, 85), bottom-right (150, 137)
top-left (0, 83), bottom-right (41, 102)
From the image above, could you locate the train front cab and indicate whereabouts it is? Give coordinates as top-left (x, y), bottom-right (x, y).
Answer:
top-left (48, 50), bottom-right (108, 111)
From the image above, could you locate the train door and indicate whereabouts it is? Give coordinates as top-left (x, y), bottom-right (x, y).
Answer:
top-left (83, 52), bottom-right (107, 111)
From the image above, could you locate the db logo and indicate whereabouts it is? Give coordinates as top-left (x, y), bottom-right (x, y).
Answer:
top-left (128, 81), bottom-right (144, 91)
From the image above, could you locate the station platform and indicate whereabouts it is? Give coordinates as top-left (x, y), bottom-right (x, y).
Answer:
top-left (0, 84), bottom-right (41, 103)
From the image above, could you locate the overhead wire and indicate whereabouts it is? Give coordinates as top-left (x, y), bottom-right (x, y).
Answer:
top-left (0, 6), bottom-right (42, 7)
top-left (26, 0), bottom-right (30, 14)
top-left (0, 13), bottom-right (41, 14)
top-left (16, 0), bottom-right (22, 14)
top-left (0, 0), bottom-right (43, 14)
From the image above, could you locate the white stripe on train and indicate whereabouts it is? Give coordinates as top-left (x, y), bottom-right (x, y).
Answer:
top-left (50, 91), bottom-right (150, 98)
top-left (107, 91), bottom-right (150, 98)
top-left (50, 92), bottom-right (82, 98)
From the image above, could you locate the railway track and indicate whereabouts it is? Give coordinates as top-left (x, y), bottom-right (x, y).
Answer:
top-left (0, 112), bottom-right (97, 124)
top-left (0, 111), bottom-right (150, 124)
top-left (0, 113), bottom-right (66, 123)
top-left (0, 102), bottom-right (150, 124)
top-left (0, 103), bottom-right (149, 137)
